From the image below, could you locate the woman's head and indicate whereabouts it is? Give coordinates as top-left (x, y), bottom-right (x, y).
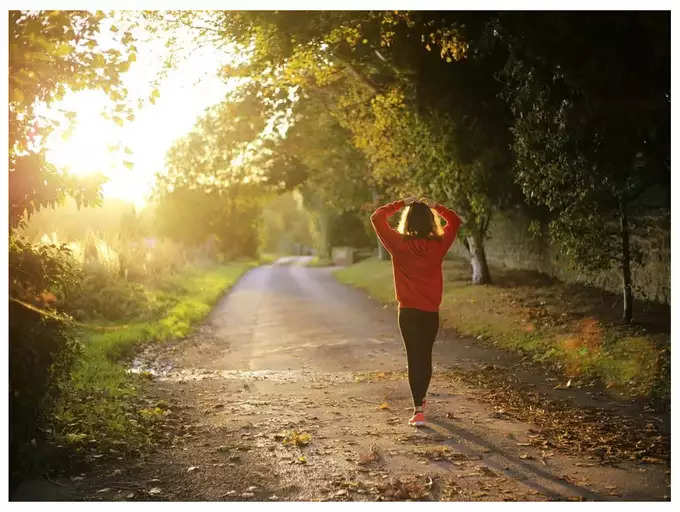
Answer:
top-left (397, 201), bottom-right (443, 240)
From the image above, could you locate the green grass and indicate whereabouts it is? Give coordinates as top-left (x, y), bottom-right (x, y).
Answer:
top-left (305, 256), bottom-right (334, 267)
top-left (257, 252), bottom-right (282, 265)
top-left (334, 257), bottom-right (669, 400)
top-left (52, 260), bottom-right (257, 455)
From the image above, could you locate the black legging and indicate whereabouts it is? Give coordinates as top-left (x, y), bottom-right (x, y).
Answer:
top-left (398, 307), bottom-right (439, 407)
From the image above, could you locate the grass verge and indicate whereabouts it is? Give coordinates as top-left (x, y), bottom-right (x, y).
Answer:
top-left (304, 256), bottom-right (334, 267)
top-left (334, 257), bottom-right (669, 401)
top-left (49, 260), bottom-right (257, 464)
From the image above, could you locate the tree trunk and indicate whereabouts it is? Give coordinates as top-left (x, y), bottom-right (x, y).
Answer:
top-left (316, 210), bottom-right (331, 260)
top-left (377, 241), bottom-right (389, 260)
top-left (619, 199), bottom-right (633, 323)
top-left (466, 230), bottom-right (492, 285)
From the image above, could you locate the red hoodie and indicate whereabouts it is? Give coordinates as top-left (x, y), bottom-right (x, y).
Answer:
top-left (371, 200), bottom-right (461, 312)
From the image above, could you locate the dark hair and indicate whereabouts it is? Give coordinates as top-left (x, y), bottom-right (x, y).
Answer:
top-left (397, 202), bottom-right (443, 240)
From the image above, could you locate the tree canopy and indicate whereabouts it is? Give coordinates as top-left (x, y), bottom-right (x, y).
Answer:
top-left (9, 10), bottom-right (139, 228)
top-left (496, 12), bottom-right (670, 321)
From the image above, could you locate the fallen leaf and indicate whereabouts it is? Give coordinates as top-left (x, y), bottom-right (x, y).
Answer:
top-left (187, 466), bottom-right (199, 472)
top-left (96, 488), bottom-right (111, 493)
top-left (148, 487), bottom-right (161, 495)
top-left (378, 402), bottom-right (390, 410)
top-left (479, 466), bottom-right (498, 477)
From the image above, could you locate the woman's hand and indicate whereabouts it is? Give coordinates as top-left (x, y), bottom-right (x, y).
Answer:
top-left (403, 196), bottom-right (418, 205)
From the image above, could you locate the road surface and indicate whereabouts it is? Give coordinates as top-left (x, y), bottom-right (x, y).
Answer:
top-left (32, 256), bottom-right (668, 501)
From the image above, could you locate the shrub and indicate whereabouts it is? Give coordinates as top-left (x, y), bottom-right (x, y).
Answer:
top-left (9, 236), bottom-right (83, 484)
top-left (8, 301), bottom-right (82, 484)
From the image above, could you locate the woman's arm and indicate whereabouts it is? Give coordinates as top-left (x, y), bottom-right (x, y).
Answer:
top-left (370, 199), bottom-right (411, 254)
top-left (422, 198), bottom-right (463, 251)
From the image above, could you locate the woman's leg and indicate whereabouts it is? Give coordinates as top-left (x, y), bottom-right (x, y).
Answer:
top-left (398, 308), bottom-right (439, 407)
top-left (419, 310), bottom-right (439, 404)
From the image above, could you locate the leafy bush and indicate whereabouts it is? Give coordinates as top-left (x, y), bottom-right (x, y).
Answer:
top-left (63, 268), bottom-right (165, 322)
top-left (9, 236), bottom-right (80, 304)
top-left (9, 301), bottom-right (82, 484)
top-left (328, 210), bottom-right (373, 248)
top-left (9, 236), bottom-right (84, 484)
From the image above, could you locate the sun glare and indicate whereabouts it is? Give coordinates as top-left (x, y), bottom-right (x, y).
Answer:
top-left (46, 94), bottom-right (123, 178)
top-left (42, 27), bottom-right (239, 209)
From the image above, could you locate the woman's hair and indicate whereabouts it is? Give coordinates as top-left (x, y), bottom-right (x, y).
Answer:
top-left (397, 202), bottom-right (443, 240)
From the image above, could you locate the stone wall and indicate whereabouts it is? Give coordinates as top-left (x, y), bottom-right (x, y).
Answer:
top-left (451, 209), bottom-right (670, 305)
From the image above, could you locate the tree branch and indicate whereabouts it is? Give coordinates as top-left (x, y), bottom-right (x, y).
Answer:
top-left (333, 56), bottom-right (382, 96)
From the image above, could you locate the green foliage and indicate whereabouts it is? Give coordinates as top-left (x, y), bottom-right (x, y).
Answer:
top-left (49, 261), bottom-right (256, 475)
top-left (268, 94), bottom-right (372, 211)
top-left (9, 152), bottom-right (109, 229)
top-left (259, 191), bottom-right (315, 255)
top-left (167, 11), bottom-right (519, 282)
top-left (9, 11), bottom-right (139, 483)
top-left (9, 235), bottom-right (79, 304)
top-left (155, 185), bottom-right (262, 259)
top-left (9, 10), bottom-right (136, 229)
top-left (155, 88), bottom-right (270, 258)
top-left (498, 13), bottom-right (669, 271)
top-left (9, 301), bottom-right (82, 484)
top-left (64, 270), bottom-right (163, 322)
top-left (328, 211), bottom-right (374, 248)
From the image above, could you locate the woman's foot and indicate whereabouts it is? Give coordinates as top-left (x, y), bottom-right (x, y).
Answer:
top-left (408, 411), bottom-right (425, 426)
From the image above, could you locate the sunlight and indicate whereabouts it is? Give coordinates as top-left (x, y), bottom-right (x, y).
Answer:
top-left (46, 91), bottom-right (122, 178)
top-left (43, 25), bottom-right (240, 209)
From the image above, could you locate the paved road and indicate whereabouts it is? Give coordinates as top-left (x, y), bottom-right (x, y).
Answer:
top-left (200, 256), bottom-right (405, 373)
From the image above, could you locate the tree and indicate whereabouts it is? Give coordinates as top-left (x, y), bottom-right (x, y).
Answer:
top-left (9, 10), bottom-right (137, 229)
top-left (9, 12), bottom-right (140, 470)
top-left (258, 192), bottom-right (316, 256)
top-left (259, 93), bottom-right (374, 258)
top-left (155, 184), bottom-right (262, 258)
top-left (155, 86), bottom-right (272, 257)
top-left (176, 10), bottom-right (518, 283)
top-left (496, 13), bottom-right (670, 322)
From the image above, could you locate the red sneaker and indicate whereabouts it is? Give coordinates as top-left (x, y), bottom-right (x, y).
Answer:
top-left (408, 412), bottom-right (425, 427)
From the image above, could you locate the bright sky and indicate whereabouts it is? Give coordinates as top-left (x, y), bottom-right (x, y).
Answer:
top-left (43, 16), bottom-right (240, 209)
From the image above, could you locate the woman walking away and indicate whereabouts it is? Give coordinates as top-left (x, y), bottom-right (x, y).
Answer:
top-left (371, 197), bottom-right (462, 426)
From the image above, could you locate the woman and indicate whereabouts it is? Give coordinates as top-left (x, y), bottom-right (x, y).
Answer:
top-left (371, 196), bottom-right (462, 426)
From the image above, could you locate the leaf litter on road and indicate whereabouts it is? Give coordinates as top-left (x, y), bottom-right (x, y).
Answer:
top-left (443, 365), bottom-right (669, 465)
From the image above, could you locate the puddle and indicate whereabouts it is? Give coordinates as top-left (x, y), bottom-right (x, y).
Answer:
top-left (128, 356), bottom-right (360, 384)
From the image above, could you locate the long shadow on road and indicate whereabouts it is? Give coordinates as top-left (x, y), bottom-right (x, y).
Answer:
top-left (424, 420), bottom-right (604, 501)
